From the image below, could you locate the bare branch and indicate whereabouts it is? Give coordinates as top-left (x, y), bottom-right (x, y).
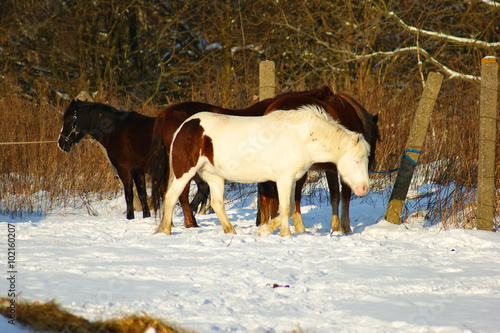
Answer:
top-left (387, 11), bottom-right (500, 49)
top-left (480, 0), bottom-right (500, 8)
top-left (354, 47), bottom-right (480, 83)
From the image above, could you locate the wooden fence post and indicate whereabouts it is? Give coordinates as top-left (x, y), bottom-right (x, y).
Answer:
top-left (385, 72), bottom-right (443, 224)
top-left (259, 60), bottom-right (275, 100)
top-left (477, 57), bottom-right (498, 231)
top-left (75, 91), bottom-right (93, 102)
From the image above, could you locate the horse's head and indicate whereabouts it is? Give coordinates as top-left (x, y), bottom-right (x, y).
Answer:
top-left (332, 92), bottom-right (381, 172)
top-left (58, 99), bottom-right (86, 152)
top-left (336, 133), bottom-right (371, 197)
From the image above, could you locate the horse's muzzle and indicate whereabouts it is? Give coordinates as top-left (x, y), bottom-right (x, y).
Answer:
top-left (57, 137), bottom-right (71, 152)
top-left (355, 184), bottom-right (370, 197)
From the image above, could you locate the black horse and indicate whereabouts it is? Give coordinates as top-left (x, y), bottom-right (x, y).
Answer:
top-left (58, 99), bottom-right (154, 220)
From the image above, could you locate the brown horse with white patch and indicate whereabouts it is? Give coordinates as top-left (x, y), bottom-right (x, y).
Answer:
top-left (257, 93), bottom-right (380, 234)
top-left (149, 86), bottom-right (335, 229)
top-left (155, 105), bottom-right (371, 236)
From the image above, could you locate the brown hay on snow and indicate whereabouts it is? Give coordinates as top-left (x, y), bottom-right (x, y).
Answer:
top-left (0, 297), bottom-right (193, 333)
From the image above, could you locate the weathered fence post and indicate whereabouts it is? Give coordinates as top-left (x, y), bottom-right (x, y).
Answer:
top-left (477, 57), bottom-right (498, 231)
top-left (385, 72), bottom-right (443, 224)
top-left (256, 60), bottom-right (276, 225)
top-left (259, 60), bottom-right (275, 100)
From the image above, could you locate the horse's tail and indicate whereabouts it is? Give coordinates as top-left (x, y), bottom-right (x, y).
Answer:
top-left (149, 112), bottom-right (169, 214)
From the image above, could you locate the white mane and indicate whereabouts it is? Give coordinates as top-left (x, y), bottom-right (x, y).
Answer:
top-left (269, 104), bottom-right (370, 160)
top-left (269, 104), bottom-right (337, 125)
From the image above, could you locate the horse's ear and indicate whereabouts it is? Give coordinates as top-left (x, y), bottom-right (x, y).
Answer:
top-left (373, 113), bottom-right (379, 124)
top-left (321, 85), bottom-right (333, 97)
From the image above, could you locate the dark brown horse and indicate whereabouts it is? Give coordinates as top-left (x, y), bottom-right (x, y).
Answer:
top-left (149, 86), bottom-right (335, 228)
top-left (257, 93), bottom-right (380, 234)
top-left (58, 99), bottom-right (153, 220)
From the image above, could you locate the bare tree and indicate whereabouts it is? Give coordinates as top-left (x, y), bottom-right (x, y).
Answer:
top-left (246, 0), bottom-right (500, 88)
top-left (1, 0), bottom-right (499, 101)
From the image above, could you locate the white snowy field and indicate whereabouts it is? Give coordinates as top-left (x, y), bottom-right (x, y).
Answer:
top-left (1, 182), bottom-right (500, 333)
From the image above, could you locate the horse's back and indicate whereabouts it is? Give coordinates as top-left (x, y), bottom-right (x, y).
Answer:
top-left (109, 112), bottom-right (155, 169)
top-left (173, 112), bottom-right (309, 183)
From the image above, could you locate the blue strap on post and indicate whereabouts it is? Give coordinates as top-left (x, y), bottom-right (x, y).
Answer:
top-left (369, 167), bottom-right (399, 174)
top-left (369, 149), bottom-right (421, 174)
top-left (402, 148), bottom-right (421, 164)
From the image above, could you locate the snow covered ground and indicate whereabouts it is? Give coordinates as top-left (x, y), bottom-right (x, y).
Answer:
top-left (1, 182), bottom-right (500, 332)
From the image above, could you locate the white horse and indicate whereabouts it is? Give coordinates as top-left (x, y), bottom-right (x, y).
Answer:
top-left (155, 104), bottom-right (370, 237)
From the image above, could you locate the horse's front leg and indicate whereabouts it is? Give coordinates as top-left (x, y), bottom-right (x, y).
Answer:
top-left (339, 181), bottom-right (352, 234)
top-left (277, 179), bottom-right (295, 237)
top-left (325, 169), bottom-right (341, 232)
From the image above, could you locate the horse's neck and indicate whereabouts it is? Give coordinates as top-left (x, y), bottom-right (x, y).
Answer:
top-left (96, 141), bottom-right (118, 174)
top-left (335, 93), bottom-right (372, 139)
top-left (307, 119), bottom-right (352, 164)
top-left (82, 110), bottom-right (114, 145)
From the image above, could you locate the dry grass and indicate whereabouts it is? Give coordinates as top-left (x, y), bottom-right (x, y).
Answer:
top-left (0, 297), bottom-right (193, 333)
top-left (345, 76), bottom-right (498, 229)
top-left (0, 73), bottom-right (498, 230)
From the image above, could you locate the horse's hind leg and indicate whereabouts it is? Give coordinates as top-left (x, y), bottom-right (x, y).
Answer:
top-left (202, 173), bottom-right (236, 234)
top-left (155, 173), bottom-right (193, 235)
top-left (256, 181), bottom-right (277, 226)
top-left (257, 182), bottom-right (278, 235)
top-left (133, 172), bottom-right (151, 218)
top-left (179, 184), bottom-right (199, 228)
top-left (326, 169), bottom-right (341, 232)
top-left (190, 175), bottom-right (209, 214)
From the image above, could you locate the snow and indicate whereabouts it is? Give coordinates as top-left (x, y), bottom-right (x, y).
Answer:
top-left (1, 183), bottom-right (500, 332)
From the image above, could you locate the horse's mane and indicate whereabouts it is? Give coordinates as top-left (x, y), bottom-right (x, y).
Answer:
top-left (333, 93), bottom-right (381, 142)
top-left (275, 85), bottom-right (332, 98)
top-left (270, 104), bottom-right (338, 126)
top-left (75, 101), bottom-right (133, 128)
top-left (271, 104), bottom-right (370, 158)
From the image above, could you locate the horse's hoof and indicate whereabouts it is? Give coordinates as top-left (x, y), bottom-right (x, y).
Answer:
top-left (295, 227), bottom-right (306, 234)
top-left (280, 230), bottom-right (292, 237)
top-left (143, 211), bottom-right (151, 218)
top-left (258, 224), bottom-right (272, 236)
top-left (154, 227), bottom-right (171, 235)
